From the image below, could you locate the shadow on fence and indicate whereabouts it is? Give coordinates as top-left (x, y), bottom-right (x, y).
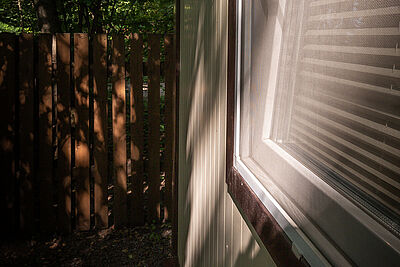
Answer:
top-left (0, 32), bottom-right (176, 236)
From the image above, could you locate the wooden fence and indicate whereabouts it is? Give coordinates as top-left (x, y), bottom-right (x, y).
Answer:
top-left (0, 33), bottom-right (176, 235)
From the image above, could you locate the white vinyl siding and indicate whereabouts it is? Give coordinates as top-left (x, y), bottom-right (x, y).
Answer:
top-left (178, 0), bottom-right (276, 266)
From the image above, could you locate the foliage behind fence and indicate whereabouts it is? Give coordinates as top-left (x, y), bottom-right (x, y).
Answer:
top-left (0, 32), bottom-right (176, 235)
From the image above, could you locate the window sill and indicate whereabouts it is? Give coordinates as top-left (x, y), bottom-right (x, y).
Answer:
top-left (231, 156), bottom-right (332, 266)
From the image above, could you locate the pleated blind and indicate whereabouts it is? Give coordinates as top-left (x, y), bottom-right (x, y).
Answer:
top-left (274, 0), bottom-right (400, 232)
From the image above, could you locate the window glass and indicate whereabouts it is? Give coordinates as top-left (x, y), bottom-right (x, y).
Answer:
top-left (270, 0), bottom-right (400, 235)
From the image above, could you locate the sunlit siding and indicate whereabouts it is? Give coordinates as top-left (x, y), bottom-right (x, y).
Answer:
top-left (178, 0), bottom-right (276, 266)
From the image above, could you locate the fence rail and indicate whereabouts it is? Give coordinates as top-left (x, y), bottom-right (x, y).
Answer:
top-left (0, 32), bottom-right (176, 235)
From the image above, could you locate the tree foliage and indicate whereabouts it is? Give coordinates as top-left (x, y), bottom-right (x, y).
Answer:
top-left (0, 0), bottom-right (175, 34)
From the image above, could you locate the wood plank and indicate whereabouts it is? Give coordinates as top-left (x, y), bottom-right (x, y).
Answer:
top-left (19, 33), bottom-right (34, 233)
top-left (0, 33), bottom-right (17, 236)
top-left (38, 34), bottom-right (55, 232)
top-left (89, 36), bottom-right (94, 230)
top-left (56, 33), bottom-right (72, 233)
top-left (74, 33), bottom-right (90, 231)
top-left (129, 33), bottom-right (144, 226)
top-left (147, 34), bottom-right (161, 222)
top-left (164, 34), bottom-right (175, 221)
top-left (93, 34), bottom-right (108, 228)
top-left (111, 34), bottom-right (127, 227)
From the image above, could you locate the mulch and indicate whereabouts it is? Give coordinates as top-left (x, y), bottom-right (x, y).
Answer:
top-left (0, 224), bottom-right (173, 267)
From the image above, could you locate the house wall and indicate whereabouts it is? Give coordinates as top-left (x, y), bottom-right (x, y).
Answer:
top-left (178, 0), bottom-right (276, 266)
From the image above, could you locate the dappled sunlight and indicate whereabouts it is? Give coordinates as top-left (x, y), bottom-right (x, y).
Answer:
top-left (74, 33), bottom-right (90, 231)
top-left (112, 34), bottom-right (127, 227)
top-left (178, 0), bottom-right (274, 265)
top-left (92, 33), bottom-right (108, 228)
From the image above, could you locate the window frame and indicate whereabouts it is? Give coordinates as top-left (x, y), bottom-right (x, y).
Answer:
top-left (226, 0), bottom-right (400, 266)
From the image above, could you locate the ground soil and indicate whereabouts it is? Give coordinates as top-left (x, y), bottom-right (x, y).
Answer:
top-left (0, 224), bottom-right (172, 267)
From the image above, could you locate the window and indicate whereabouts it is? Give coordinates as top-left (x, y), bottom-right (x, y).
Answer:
top-left (232, 0), bottom-right (400, 265)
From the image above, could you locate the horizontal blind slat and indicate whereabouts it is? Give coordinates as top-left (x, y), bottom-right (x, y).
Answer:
top-left (297, 95), bottom-right (400, 145)
top-left (305, 35), bottom-right (399, 48)
top-left (293, 106), bottom-right (400, 177)
top-left (290, 121), bottom-right (400, 202)
top-left (290, 134), bottom-right (400, 215)
top-left (309, 0), bottom-right (400, 14)
top-left (275, 0), bottom-right (400, 223)
top-left (299, 71), bottom-right (400, 115)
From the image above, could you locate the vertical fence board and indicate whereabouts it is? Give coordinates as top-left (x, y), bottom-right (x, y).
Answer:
top-left (74, 33), bottom-right (90, 231)
top-left (38, 34), bottom-right (55, 232)
top-left (89, 36), bottom-right (94, 230)
top-left (112, 34), bottom-right (127, 227)
top-left (93, 34), bottom-right (108, 228)
top-left (148, 34), bottom-right (161, 222)
top-left (19, 33), bottom-right (34, 233)
top-left (56, 33), bottom-right (72, 233)
top-left (164, 34), bottom-right (175, 221)
top-left (129, 33), bottom-right (144, 225)
top-left (0, 33), bottom-right (16, 236)
top-left (0, 32), bottom-right (176, 232)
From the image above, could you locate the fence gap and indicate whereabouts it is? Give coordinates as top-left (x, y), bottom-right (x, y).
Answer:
top-left (93, 34), bottom-right (108, 229)
top-left (73, 33), bottom-right (90, 231)
top-left (18, 33), bottom-right (35, 234)
top-left (111, 34), bottom-right (127, 227)
top-left (38, 34), bottom-right (56, 233)
top-left (129, 33), bottom-right (145, 226)
top-left (56, 33), bottom-right (72, 233)
top-left (147, 34), bottom-right (161, 222)
top-left (160, 36), bottom-right (165, 222)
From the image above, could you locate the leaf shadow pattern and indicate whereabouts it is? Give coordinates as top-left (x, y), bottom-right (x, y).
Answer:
top-left (178, 0), bottom-right (275, 266)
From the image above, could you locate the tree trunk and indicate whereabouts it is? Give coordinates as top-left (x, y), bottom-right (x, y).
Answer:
top-left (34, 0), bottom-right (61, 33)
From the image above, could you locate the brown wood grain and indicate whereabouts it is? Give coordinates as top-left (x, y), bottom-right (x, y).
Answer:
top-left (56, 33), bottom-right (72, 233)
top-left (111, 34), bottom-right (127, 227)
top-left (147, 34), bottom-right (161, 222)
top-left (74, 33), bottom-right (90, 231)
top-left (38, 34), bottom-right (56, 232)
top-left (0, 33), bottom-right (17, 236)
top-left (93, 34), bottom-right (108, 228)
top-left (18, 33), bottom-right (34, 233)
top-left (129, 33), bottom-right (144, 226)
top-left (164, 34), bottom-right (175, 221)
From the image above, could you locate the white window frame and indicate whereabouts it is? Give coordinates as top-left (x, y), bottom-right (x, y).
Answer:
top-left (233, 0), bottom-right (400, 266)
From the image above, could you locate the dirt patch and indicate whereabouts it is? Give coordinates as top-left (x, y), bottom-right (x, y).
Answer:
top-left (0, 224), bottom-right (172, 266)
